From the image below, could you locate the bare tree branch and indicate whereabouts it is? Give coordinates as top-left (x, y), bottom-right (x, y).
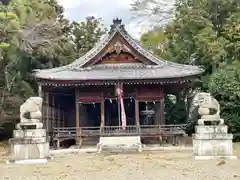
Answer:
top-left (130, 0), bottom-right (176, 26)
top-left (18, 19), bottom-right (63, 53)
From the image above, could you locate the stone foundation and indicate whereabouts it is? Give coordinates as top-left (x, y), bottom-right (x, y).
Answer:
top-left (97, 136), bottom-right (142, 152)
top-left (193, 125), bottom-right (237, 159)
top-left (7, 128), bottom-right (51, 164)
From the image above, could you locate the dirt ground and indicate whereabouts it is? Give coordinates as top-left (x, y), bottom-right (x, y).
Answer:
top-left (0, 144), bottom-right (240, 180)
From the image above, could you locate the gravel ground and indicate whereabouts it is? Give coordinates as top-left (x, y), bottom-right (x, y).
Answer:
top-left (0, 144), bottom-right (240, 180)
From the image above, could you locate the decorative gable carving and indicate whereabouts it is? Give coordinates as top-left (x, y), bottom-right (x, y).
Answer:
top-left (88, 38), bottom-right (145, 65)
top-left (96, 52), bottom-right (140, 64)
top-left (82, 30), bottom-right (158, 67)
top-left (105, 41), bottom-right (131, 54)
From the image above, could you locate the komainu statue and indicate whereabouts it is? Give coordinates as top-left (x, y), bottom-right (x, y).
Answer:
top-left (192, 92), bottom-right (223, 125)
top-left (20, 97), bottom-right (43, 123)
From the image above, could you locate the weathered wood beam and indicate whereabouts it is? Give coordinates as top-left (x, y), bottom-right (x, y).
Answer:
top-left (57, 104), bottom-right (60, 128)
top-left (75, 87), bottom-right (81, 147)
top-left (51, 95), bottom-right (55, 132)
top-left (135, 99), bottom-right (140, 131)
top-left (160, 86), bottom-right (165, 125)
top-left (45, 92), bottom-right (49, 132)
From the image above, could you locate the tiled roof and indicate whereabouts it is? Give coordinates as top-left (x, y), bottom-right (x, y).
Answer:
top-left (34, 18), bottom-right (204, 81)
top-left (35, 63), bottom-right (203, 81)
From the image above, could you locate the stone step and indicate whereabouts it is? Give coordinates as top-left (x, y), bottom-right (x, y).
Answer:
top-left (97, 136), bottom-right (142, 152)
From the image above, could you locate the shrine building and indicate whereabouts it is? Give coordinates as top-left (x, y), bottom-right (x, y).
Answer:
top-left (34, 18), bottom-right (204, 148)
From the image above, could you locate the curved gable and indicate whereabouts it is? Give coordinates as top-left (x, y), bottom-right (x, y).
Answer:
top-left (82, 32), bottom-right (157, 67)
top-left (34, 18), bottom-right (204, 82)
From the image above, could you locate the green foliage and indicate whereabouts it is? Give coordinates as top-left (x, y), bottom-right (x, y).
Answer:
top-left (134, 0), bottom-right (240, 133)
top-left (140, 27), bottom-right (168, 59)
top-left (0, 42), bottom-right (9, 48)
top-left (70, 16), bottom-right (107, 57)
top-left (164, 94), bottom-right (187, 124)
top-left (0, 1), bottom-right (106, 124)
top-left (208, 63), bottom-right (240, 133)
top-left (165, 0), bottom-right (239, 70)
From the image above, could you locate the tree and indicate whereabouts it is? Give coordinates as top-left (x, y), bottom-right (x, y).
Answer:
top-left (0, 4), bottom-right (23, 120)
top-left (140, 26), bottom-right (168, 59)
top-left (208, 62), bottom-right (240, 133)
top-left (70, 16), bottom-right (107, 57)
top-left (133, 0), bottom-right (240, 133)
top-left (134, 0), bottom-right (239, 71)
top-left (0, 1), bottom-right (107, 126)
top-left (131, 0), bottom-right (175, 25)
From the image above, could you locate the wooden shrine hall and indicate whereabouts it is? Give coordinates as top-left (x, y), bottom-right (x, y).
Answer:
top-left (34, 18), bottom-right (204, 148)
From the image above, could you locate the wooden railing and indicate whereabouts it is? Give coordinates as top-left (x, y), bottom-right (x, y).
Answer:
top-left (101, 125), bottom-right (139, 136)
top-left (139, 124), bottom-right (186, 136)
top-left (53, 126), bottom-right (100, 138)
top-left (52, 124), bottom-right (187, 138)
top-left (52, 124), bottom-right (187, 148)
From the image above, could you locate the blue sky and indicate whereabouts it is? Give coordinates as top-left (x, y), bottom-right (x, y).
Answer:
top-left (57, 0), bottom-right (144, 39)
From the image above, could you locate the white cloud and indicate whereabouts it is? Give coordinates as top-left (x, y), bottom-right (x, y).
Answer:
top-left (125, 22), bottom-right (149, 39)
top-left (58, 0), bottom-right (132, 10)
top-left (57, 0), bottom-right (86, 9)
top-left (117, 0), bottom-right (132, 7)
top-left (57, 0), bottom-right (151, 39)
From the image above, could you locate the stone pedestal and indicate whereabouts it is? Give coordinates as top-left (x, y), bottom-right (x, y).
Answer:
top-left (97, 136), bottom-right (142, 152)
top-left (7, 124), bottom-right (51, 164)
top-left (193, 125), bottom-right (237, 160)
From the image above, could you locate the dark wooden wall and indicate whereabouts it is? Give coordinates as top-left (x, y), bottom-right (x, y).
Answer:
top-left (124, 84), bottom-right (164, 101)
top-left (77, 84), bottom-right (164, 102)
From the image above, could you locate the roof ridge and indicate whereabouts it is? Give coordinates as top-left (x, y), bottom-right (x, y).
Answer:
top-left (64, 18), bottom-right (169, 68)
top-left (67, 31), bottom-right (116, 68)
top-left (34, 18), bottom-right (204, 79)
top-left (120, 30), bottom-right (204, 69)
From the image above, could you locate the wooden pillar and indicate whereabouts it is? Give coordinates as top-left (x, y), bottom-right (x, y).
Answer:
top-left (62, 110), bottom-right (65, 127)
top-left (160, 86), bottom-right (165, 125)
top-left (100, 99), bottom-right (105, 134)
top-left (159, 99), bottom-right (164, 124)
top-left (154, 102), bottom-right (161, 125)
top-left (57, 104), bottom-right (60, 127)
top-left (51, 95), bottom-right (55, 131)
top-left (46, 92), bottom-right (49, 133)
top-left (135, 99), bottom-right (140, 131)
top-left (75, 87), bottom-right (81, 147)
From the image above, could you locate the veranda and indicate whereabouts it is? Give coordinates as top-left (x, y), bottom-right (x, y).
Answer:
top-left (40, 83), bottom-right (188, 148)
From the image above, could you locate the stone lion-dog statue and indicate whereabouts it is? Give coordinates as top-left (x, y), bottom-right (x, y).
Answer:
top-left (20, 97), bottom-right (43, 123)
top-left (192, 92), bottom-right (223, 125)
